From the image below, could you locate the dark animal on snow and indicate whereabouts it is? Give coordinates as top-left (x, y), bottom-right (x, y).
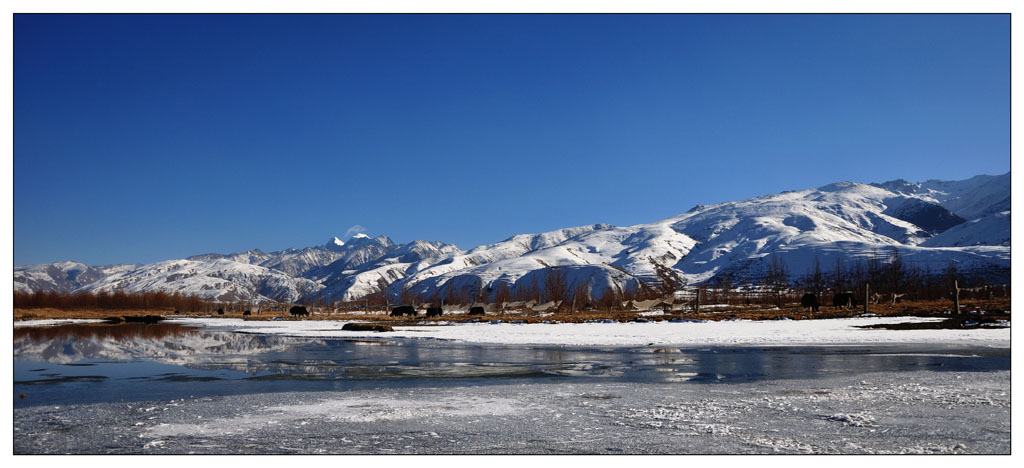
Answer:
top-left (217, 308), bottom-right (224, 315)
top-left (426, 307), bottom-right (443, 317)
top-left (289, 306), bottom-right (310, 316)
top-left (242, 310), bottom-right (251, 316)
top-left (800, 293), bottom-right (820, 312)
top-left (832, 293), bottom-right (857, 309)
top-left (390, 305), bottom-right (417, 317)
top-left (468, 306), bottom-right (485, 316)
top-left (173, 310), bottom-right (180, 315)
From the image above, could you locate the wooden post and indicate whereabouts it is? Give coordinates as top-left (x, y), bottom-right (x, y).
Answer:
top-left (863, 284), bottom-right (869, 315)
top-left (694, 288), bottom-right (701, 314)
top-left (953, 280), bottom-right (961, 316)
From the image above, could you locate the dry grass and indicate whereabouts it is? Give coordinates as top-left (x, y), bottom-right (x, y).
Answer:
top-left (17, 298), bottom-right (1008, 326)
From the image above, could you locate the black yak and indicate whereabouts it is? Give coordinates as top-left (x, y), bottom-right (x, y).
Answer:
top-left (242, 310), bottom-right (252, 316)
top-left (468, 306), bottom-right (485, 316)
top-left (289, 306), bottom-right (310, 316)
top-left (217, 308), bottom-right (224, 315)
top-left (390, 305), bottom-right (417, 317)
top-left (426, 307), bottom-right (443, 317)
top-left (832, 293), bottom-right (857, 309)
top-left (801, 293), bottom-right (820, 312)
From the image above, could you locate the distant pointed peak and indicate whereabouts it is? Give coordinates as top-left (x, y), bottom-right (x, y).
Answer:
top-left (322, 236), bottom-right (347, 252)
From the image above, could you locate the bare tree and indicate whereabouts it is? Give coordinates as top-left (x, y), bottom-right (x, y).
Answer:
top-left (492, 281), bottom-right (512, 307)
top-left (764, 254), bottom-right (790, 307)
top-left (885, 247), bottom-right (906, 304)
top-left (543, 268), bottom-right (569, 304)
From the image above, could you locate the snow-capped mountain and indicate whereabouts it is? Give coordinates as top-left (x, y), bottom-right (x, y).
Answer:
top-left (14, 261), bottom-right (138, 294)
top-left (14, 173), bottom-right (1010, 303)
top-left (872, 173), bottom-right (1010, 220)
top-left (77, 259), bottom-right (325, 303)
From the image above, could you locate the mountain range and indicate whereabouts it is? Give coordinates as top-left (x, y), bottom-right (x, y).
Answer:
top-left (15, 173), bottom-right (1010, 304)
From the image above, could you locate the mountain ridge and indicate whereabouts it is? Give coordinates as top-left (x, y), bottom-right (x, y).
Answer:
top-left (15, 172), bottom-right (1010, 303)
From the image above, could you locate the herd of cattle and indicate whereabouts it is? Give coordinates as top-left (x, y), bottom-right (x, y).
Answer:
top-left (214, 295), bottom-right (860, 318)
top-left (800, 293), bottom-right (859, 312)
top-left (387, 305), bottom-right (486, 317)
top-left (341, 296), bottom-right (856, 318)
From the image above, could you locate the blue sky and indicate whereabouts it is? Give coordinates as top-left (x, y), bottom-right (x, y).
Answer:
top-left (14, 14), bottom-right (1009, 266)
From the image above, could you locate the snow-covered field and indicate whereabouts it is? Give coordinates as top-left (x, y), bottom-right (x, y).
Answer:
top-left (14, 369), bottom-right (1010, 454)
top-left (168, 316), bottom-right (1010, 347)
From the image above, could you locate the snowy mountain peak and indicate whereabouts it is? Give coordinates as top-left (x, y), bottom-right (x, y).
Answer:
top-left (320, 236), bottom-right (347, 251)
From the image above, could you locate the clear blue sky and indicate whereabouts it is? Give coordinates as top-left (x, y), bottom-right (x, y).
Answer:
top-left (14, 14), bottom-right (1009, 266)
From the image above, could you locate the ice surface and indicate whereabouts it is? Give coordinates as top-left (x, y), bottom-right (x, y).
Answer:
top-left (169, 316), bottom-right (1010, 347)
top-left (14, 369), bottom-right (1009, 454)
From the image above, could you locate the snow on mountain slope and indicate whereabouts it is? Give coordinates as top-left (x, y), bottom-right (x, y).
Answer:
top-left (391, 223), bottom-right (697, 301)
top-left (659, 182), bottom-right (1002, 282)
top-left (873, 172), bottom-right (1010, 220)
top-left (15, 173), bottom-right (1010, 303)
top-left (188, 243), bottom-right (344, 278)
top-left (312, 239), bottom-right (466, 301)
top-left (79, 259), bottom-right (323, 303)
top-left (13, 261), bottom-right (136, 294)
top-left (921, 211), bottom-right (1011, 247)
top-left (389, 180), bottom-right (1008, 302)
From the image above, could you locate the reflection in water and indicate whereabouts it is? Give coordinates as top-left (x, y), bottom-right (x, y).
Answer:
top-left (14, 322), bottom-right (197, 342)
top-left (13, 323), bottom-right (1010, 407)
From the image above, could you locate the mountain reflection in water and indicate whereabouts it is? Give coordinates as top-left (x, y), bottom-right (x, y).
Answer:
top-left (15, 322), bottom-right (198, 342)
top-left (13, 322), bottom-right (1010, 408)
top-left (13, 322), bottom-right (319, 365)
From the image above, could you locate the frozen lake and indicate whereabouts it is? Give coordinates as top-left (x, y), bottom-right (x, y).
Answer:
top-left (13, 321), bottom-right (1011, 454)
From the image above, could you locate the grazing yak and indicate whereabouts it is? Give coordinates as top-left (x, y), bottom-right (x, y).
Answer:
top-left (800, 293), bottom-right (820, 312)
top-left (832, 293), bottom-right (857, 309)
top-left (390, 305), bottom-right (417, 317)
top-left (217, 308), bottom-right (224, 315)
top-left (468, 306), bottom-right (485, 316)
top-left (426, 307), bottom-right (443, 317)
top-left (242, 310), bottom-right (252, 316)
top-left (289, 306), bottom-right (310, 316)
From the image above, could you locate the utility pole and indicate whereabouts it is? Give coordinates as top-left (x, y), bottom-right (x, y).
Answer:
top-left (863, 283), bottom-right (869, 315)
top-left (953, 279), bottom-right (961, 316)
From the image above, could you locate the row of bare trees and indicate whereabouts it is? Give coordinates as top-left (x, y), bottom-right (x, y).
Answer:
top-left (787, 250), bottom-right (1009, 304)
top-left (370, 250), bottom-right (1008, 311)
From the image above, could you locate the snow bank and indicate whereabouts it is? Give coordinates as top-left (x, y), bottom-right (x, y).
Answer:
top-left (168, 317), bottom-right (1009, 347)
top-left (14, 319), bottom-right (107, 328)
